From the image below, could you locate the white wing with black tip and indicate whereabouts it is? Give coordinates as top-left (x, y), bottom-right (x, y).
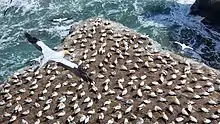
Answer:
top-left (24, 32), bottom-right (55, 56)
top-left (24, 32), bottom-right (92, 82)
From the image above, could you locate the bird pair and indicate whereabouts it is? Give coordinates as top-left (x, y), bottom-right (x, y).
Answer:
top-left (24, 32), bottom-right (92, 82)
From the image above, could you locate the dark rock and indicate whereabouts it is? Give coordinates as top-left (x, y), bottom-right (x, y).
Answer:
top-left (190, 0), bottom-right (220, 25)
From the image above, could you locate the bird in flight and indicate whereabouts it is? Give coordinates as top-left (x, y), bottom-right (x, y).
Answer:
top-left (174, 41), bottom-right (193, 51)
top-left (50, 17), bottom-right (69, 23)
top-left (24, 32), bottom-right (92, 82)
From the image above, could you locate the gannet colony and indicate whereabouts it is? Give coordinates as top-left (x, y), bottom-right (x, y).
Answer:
top-left (0, 18), bottom-right (220, 124)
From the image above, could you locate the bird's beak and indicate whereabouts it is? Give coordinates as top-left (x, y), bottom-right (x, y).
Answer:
top-left (64, 50), bottom-right (71, 55)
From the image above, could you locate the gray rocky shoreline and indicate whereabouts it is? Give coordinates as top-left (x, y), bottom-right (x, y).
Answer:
top-left (0, 18), bottom-right (220, 124)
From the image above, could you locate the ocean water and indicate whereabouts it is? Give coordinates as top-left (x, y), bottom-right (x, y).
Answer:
top-left (0, 0), bottom-right (220, 81)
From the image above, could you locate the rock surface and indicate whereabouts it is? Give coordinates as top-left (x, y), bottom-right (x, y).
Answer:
top-left (190, 0), bottom-right (220, 25)
top-left (0, 18), bottom-right (220, 124)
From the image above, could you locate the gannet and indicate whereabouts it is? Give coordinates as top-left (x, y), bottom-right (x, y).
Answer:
top-left (174, 41), bottom-right (193, 51)
top-left (24, 32), bottom-right (92, 82)
top-left (50, 18), bottom-right (69, 23)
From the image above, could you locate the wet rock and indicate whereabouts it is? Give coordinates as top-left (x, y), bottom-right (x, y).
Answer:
top-left (190, 0), bottom-right (220, 25)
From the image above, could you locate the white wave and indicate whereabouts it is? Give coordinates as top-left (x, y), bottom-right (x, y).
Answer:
top-left (137, 16), bottom-right (166, 28)
top-left (170, 0), bottom-right (220, 40)
top-left (174, 0), bottom-right (195, 4)
top-left (0, 0), bottom-right (40, 16)
top-left (39, 25), bottom-right (70, 37)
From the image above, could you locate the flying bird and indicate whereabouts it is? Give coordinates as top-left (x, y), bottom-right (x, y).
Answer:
top-left (174, 41), bottom-right (193, 51)
top-left (50, 18), bottom-right (69, 23)
top-left (24, 32), bottom-right (92, 82)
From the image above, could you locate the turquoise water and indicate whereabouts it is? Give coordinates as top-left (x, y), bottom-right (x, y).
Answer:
top-left (1, 0), bottom-right (220, 81)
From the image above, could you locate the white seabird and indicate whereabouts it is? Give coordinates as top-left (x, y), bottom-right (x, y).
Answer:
top-left (174, 41), bottom-right (193, 51)
top-left (51, 18), bottom-right (69, 23)
top-left (24, 32), bottom-right (92, 82)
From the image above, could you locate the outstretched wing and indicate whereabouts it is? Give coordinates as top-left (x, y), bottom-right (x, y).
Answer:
top-left (24, 32), bottom-right (42, 51)
top-left (54, 58), bottom-right (78, 69)
top-left (184, 45), bottom-right (193, 50)
top-left (24, 32), bottom-right (54, 56)
top-left (174, 41), bottom-right (185, 50)
top-left (54, 58), bottom-right (92, 82)
top-left (174, 41), bottom-right (182, 46)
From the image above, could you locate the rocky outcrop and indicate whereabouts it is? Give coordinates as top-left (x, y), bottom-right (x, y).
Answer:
top-left (1, 18), bottom-right (220, 123)
top-left (190, 0), bottom-right (220, 25)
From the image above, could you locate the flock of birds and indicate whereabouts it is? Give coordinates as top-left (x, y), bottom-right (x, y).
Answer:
top-left (0, 18), bottom-right (220, 124)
